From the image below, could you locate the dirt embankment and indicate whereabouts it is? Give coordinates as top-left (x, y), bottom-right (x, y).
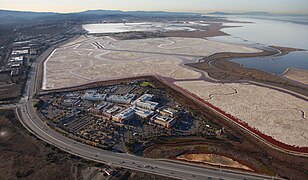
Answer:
top-left (187, 46), bottom-right (308, 96)
top-left (143, 135), bottom-right (308, 180)
top-left (283, 68), bottom-right (308, 85)
top-left (177, 153), bottom-right (253, 171)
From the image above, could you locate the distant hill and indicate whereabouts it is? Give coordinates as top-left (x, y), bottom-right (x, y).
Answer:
top-left (208, 11), bottom-right (273, 16)
top-left (208, 11), bottom-right (307, 16)
top-left (0, 9), bottom-right (57, 17)
top-left (0, 9), bottom-right (196, 25)
top-left (0, 9), bottom-right (58, 24)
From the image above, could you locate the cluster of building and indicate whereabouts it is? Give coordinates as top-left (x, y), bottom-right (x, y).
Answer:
top-left (38, 83), bottom-right (196, 152)
top-left (3, 33), bottom-right (74, 77)
top-left (8, 48), bottom-right (27, 76)
top-left (38, 84), bottom-right (184, 150)
top-left (151, 107), bottom-right (178, 128)
top-left (5, 40), bottom-right (41, 76)
top-left (80, 90), bottom-right (179, 128)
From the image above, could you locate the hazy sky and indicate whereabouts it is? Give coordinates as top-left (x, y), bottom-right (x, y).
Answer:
top-left (1, 0), bottom-right (308, 14)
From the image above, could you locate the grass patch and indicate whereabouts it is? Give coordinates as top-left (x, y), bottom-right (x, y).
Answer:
top-left (139, 81), bottom-right (155, 87)
top-left (259, 165), bottom-right (276, 176)
top-left (194, 145), bottom-right (208, 152)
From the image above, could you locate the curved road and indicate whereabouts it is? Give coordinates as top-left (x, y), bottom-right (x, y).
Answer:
top-left (14, 42), bottom-right (283, 180)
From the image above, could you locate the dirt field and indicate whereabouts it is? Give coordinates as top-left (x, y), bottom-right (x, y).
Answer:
top-left (174, 80), bottom-right (308, 147)
top-left (43, 35), bottom-right (259, 89)
top-left (142, 135), bottom-right (308, 179)
top-left (176, 154), bottom-right (253, 171)
top-left (283, 68), bottom-right (308, 85)
top-left (42, 34), bottom-right (308, 150)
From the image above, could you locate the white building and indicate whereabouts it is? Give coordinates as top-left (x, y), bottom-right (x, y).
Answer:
top-left (12, 49), bottom-right (29, 55)
top-left (133, 94), bottom-right (159, 110)
top-left (151, 114), bottom-right (177, 128)
top-left (107, 94), bottom-right (135, 104)
top-left (134, 107), bottom-right (154, 119)
top-left (157, 107), bottom-right (178, 117)
top-left (112, 107), bottom-right (135, 123)
top-left (10, 56), bottom-right (24, 62)
top-left (81, 91), bottom-right (107, 101)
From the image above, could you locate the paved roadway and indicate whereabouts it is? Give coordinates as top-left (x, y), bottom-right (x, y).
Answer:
top-left (12, 41), bottom-right (283, 180)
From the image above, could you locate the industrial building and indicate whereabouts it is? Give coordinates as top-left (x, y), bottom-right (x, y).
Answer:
top-left (107, 94), bottom-right (135, 104)
top-left (95, 101), bottom-right (113, 111)
top-left (150, 107), bottom-right (179, 128)
top-left (10, 68), bottom-right (20, 76)
top-left (10, 56), bottom-right (24, 62)
top-left (12, 49), bottom-right (29, 56)
top-left (134, 107), bottom-right (154, 120)
top-left (105, 106), bottom-right (121, 115)
top-left (157, 107), bottom-right (178, 117)
top-left (62, 98), bottom-right (81, 107)
top-left (133, 94), bottom-right (159, 110)
top-left (82, 91), bottom-right (107, 101)
top-left (151, 114), bottom-right (177, 128)
top-left (133, 93), bottom-right (153, 103)
top-left (90, 101), bottom-right (114, 115)
top-left (112, 107), bottom-right (135, 123)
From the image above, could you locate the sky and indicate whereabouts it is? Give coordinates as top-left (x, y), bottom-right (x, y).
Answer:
top-left (1, 0), bottom-right (308, 14)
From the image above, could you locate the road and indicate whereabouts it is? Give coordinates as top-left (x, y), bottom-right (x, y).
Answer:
top-left (11, 40), bottom-right (283, 180)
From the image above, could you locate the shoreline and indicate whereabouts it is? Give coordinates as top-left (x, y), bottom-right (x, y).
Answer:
top-left (280, 67), bottom-right (308, 86)
top-left (162, 23), bottom-right (229, 38)
top-left (186, 46), bottom-right (308, 97)
top-left (281, 67), bottom-right (290, 76)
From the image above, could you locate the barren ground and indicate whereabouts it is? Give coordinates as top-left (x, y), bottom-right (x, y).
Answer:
top-left (174, 80), bottom-right (308, 147)
top-left (176, 154), bottom-right (253, 171)
top-left (0, 73), bottom-right (21, 101)
top-left (43, 35), bottom-right (260, 89)
top-left (283, 68), bottom-right (308, 85)
top-left (42, 34), bottom-right (308, 149)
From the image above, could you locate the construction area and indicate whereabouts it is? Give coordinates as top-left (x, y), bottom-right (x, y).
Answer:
top-left (42, 35), bottom-right (260, 89)
top-left (174, 80), bottom-right (308, 147)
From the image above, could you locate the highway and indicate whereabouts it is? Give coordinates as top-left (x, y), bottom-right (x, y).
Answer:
top-left (13, 42), bottom-right (282, 180)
